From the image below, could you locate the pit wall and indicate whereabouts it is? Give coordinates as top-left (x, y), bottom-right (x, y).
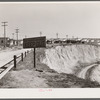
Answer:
top-left (42, 45), bottom-right (100, 75)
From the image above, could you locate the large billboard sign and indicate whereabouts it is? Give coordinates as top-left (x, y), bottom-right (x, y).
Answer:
top-left (23, 36), bottom-right (46, 48)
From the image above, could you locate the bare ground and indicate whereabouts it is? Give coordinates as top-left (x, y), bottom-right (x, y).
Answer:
top-left (0, 48), bottom-right (100, 88)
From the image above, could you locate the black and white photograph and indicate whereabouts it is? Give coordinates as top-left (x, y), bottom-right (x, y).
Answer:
top-left (0, 1), bottom-right (100, 98)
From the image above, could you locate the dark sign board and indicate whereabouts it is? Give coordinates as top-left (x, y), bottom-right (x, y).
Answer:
top-left (23, 36), bottom-right (46, 48)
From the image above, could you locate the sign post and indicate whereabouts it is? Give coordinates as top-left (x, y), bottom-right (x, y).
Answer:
top-left (34, 48), bottom-right (36, 68)
top-left (23, 36), bottom-right (46, 69)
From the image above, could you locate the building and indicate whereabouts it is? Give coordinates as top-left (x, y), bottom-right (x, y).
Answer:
top-left (81, 38), bottom-right (100, 45)
top-left (0, 37), bottom-right (10, 47)
top-left (17, 39), bottom-right (23, 46)
top-left (9, 39), bottom-right (23, 46)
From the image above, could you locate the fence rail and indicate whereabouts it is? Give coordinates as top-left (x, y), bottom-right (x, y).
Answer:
top-left (0, 50), bottom-right (31, 80)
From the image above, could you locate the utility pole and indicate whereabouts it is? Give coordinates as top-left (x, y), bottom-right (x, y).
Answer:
top-left (12, 33), bottom-right (14, 39)
top-left (12, 33), bottom-right (15, 46)
top-left (40, 31), bottom-right (42, 37)
top-left (66, 35), bottom-right (68, 39)
top-left (1, 22), bottom-right (8, 48)
top-left (25, 35), bottom-right (27, 38)
top-left (66, 35), bottom-right (68, 44)
top-left (15, 28), bottom-right (19, 46)
top-left (56, 33), bottom-right (58, 39)
top-left (72, 36), bottom-right (74, 40)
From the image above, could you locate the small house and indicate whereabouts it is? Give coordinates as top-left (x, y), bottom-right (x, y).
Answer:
top-left (0, 37), bottom-right (10, 47)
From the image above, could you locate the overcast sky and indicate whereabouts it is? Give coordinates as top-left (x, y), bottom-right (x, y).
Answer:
top-left (0, 2), bottom-right (100, 39)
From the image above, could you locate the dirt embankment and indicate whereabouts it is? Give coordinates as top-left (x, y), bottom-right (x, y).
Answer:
top-left (0, 48), bottom-right (100, 88)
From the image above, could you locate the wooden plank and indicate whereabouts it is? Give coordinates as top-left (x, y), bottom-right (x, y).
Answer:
top-left (0, 69), bottom-right (5, 71)
top-left (0, 69), bottom-right (5, 73)
top-left (0, 64), bottom-right (13, 79)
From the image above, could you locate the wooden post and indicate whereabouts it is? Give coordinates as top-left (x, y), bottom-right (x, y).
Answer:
top-left (21, 53), bottom-right (23, 61)
top-left (34, 48), bottom-right (36, 68)
top-left (25, 52), bottom-right (26, 57)
top-left (14, 55), bottom-right (16, 69)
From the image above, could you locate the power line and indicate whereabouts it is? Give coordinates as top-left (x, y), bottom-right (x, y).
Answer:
top-left (1, 22), bottom-right (8, 48)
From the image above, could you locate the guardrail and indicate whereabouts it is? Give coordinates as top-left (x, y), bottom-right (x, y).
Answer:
top-left (0, 50), bottom-right (30, 80)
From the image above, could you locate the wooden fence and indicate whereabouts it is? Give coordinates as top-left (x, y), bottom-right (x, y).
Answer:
top-left (0, 50), bottom-right (30, 79)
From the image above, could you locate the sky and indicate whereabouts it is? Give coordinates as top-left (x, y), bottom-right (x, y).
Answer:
top-left (0, 2), bottom-right (100, 39)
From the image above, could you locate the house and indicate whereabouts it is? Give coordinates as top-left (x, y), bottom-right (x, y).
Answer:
top-left (0, 37), bottom-right (10, 47)
top-left (0, 37), bottom-right (24, 47)
top-left (9, 39), bottom-right (23, 46)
